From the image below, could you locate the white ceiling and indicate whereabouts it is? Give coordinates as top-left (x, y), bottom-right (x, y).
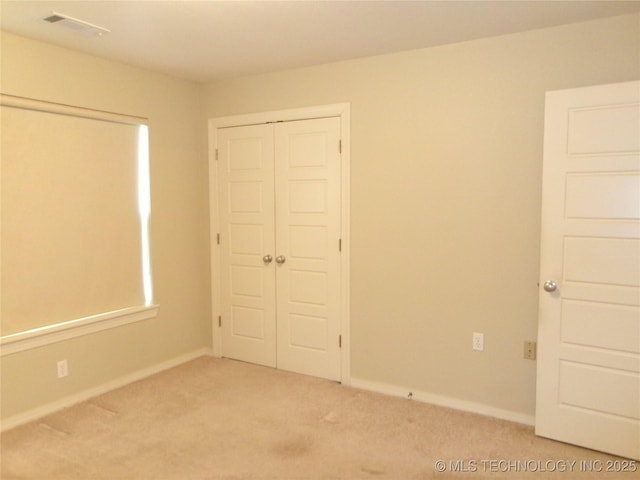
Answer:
top-left (2, 1), bottom-right (639, 83)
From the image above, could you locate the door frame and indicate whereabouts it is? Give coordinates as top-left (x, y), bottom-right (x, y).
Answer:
top-left (208, 103), bottom-right (351, 384)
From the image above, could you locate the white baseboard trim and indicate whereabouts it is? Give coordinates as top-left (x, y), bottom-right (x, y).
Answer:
top-left (350, 377), bottom-right (535, 426)
top-left (1, 347), bottom-right (213, 432)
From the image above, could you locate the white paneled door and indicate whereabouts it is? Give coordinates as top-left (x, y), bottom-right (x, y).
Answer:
top-left (218, 124), bottom-right (276, 368)
top-left (536, 81), bottom-right (640, 460)
top-left (274, 119), bottom-right (342, 380)
top-left (217, 117), bottom-right (342, 381)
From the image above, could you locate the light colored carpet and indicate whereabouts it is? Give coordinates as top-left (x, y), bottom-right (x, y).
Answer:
top-left (1, 356), bottom-right (635, 479)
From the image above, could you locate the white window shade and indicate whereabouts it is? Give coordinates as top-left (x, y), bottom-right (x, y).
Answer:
top-left (1, 96), bottom-right (153, 341)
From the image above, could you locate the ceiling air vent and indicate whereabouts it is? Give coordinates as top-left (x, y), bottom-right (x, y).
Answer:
top-left (44, 12), bottom-right (110, 37)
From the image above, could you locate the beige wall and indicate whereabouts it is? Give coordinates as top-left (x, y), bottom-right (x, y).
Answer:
top-left (204, 13), bottom-right (639, 416)
top-left (1, 12), bottom-right (638, 423)
top-left (0, 31), bottom-right (211, 419)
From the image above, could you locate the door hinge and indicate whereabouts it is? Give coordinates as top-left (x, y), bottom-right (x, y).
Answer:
top-left (339, 335), bottom-right (342, 348)
top-left (218, 315), bottom-right (222, 327)
top-left (215, 148), bottom-right (219, 161)
top-left (339, 139), bottom-right (342, 154)
top-left (217, 233), bottom-right (220, 245)
top-left (339, 238), bottom-right (342, 252)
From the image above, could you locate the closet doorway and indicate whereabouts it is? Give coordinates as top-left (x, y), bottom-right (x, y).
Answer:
top-left (209, 105), bottom-right (350, 383)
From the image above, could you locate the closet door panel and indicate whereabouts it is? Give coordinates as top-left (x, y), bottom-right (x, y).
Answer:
top-left (275, 118), bottom-right (342, 380)
top-left (218, 124), bottom-right (276, 367)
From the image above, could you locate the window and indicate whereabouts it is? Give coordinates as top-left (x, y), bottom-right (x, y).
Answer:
top-left (0, 95), bottom-right (157, 354)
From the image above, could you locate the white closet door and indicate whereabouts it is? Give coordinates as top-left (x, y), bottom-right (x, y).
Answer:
top-left (218, 124), bottom-right (277, 367)
top-left (274, 117), bottom-right (342, 381)
top-left (536, 81), bottom-right (640, 460)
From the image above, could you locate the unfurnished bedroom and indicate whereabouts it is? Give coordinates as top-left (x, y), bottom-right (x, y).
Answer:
top-left (1, 1), bottom-right (639, 478)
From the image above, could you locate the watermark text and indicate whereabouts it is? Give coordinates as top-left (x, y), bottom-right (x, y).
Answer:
top-left (434, 459), bottom-right (637, 474)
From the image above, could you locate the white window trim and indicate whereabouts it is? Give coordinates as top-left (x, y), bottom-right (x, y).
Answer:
top-left (0, 94), bottom-right (146, 126)
top-left (0, 305), bottom-right (159, 356)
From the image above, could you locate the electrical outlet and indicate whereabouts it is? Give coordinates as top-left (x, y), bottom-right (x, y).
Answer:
top-left (524, 341), bottom-right (537, 360)
top-left (472, 332), bottom-right (484, 351)
top-left (57, 359), bottom-right (69, 378)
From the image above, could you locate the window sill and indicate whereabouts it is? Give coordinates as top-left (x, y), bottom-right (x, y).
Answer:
top-left (0, 305), bottom-right (159, 356)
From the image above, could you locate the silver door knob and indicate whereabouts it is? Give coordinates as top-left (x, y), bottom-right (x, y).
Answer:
top-left (262, 254), bottom-right (273, 264)
top-left (543, 280), bottom-right (558, 292)
top-left (275, 255), bottom-right (286, 264)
